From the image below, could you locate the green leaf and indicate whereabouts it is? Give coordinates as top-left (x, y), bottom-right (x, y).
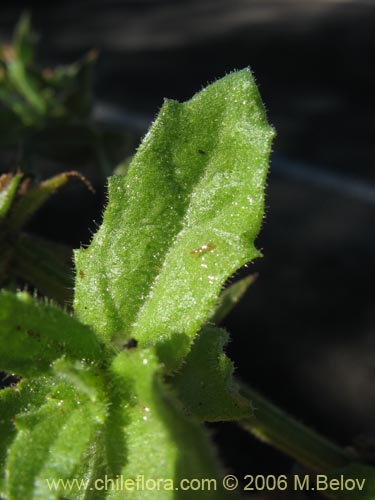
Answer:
top-left (0, 377), bottom-right (53, 496)
top-left (74, 69), bottom-right (274, 368)
top-left (4, 15), bottom-right (45, 118)
top-left (111, 348), bottom-right (240, 499)
top-left (0, 86), bottom-right (38, 127)
top-left (7, 59), bottom-right (46, 115)
top-left (0, 173), bottom-right (22, 218)
top-left (0, 15), bottom-right (95, 132)
top-left (171, 325), bottom-right (252, 421)
top-left (210, 274), bottom-right (257, 324)
top-left (45, 49), bottom-right (97, 119)
top-left (0, 290), bottom-right (104, 377)
top-left (13, 13), bottom-right (37, 66)
top-left (5, 381), bottom-right (105, 500)
top-left (52, 357), bottom-right (105, 403)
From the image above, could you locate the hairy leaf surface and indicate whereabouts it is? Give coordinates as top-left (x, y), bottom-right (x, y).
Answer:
top-left (0, 69), bottom-right (274, 500)
top-left (5, 381), bottom-right (105, 500)
top-left (74, 69), bottom-right (274, 368)
top-left (171, 326), bottom-right (251, 421)
top-left (0, 291), bottom-right (104, 377)
top-left (111, 348), bottom-right (240, 499)
top-left (0, 378), bottom-right (52, 496)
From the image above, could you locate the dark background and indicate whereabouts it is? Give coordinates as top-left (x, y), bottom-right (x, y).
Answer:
top-left (1, 0), bottom-right (374, 488)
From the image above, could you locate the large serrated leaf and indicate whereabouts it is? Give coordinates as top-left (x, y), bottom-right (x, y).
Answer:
top-left (170, 325), bottom-right (252, 421)
top-left (74, 69), bottom-right (274, 367)
top-left (0, 291), bottom-right (104, 377)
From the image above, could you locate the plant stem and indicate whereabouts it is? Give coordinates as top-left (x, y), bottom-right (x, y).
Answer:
top-left (239, 383), bottom-right (354, 473)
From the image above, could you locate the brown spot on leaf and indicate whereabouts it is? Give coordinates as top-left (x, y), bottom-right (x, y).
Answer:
top-left (190, 242), bottom-right (216, 257)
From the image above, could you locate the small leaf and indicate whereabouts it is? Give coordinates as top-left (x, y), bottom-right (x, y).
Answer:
top-left (46, 49), bottom-right (97, 119)
top-left (0, 86), bottom-right (38, 126)
top-left (52, 357), bottom-right (105, 403)
top-left (0, 290), bottom-right (104, 377)
top-left (5, 381), bottom-right (105, 500)
top-left (74, 69), bottom-right (274, 369)
top-left (210, 274), bottom-right (257, 324)
top-left (7, 58), bottom-right (46, 115)
top-left (171, 325), bottom-right (252, 421)
top-left (5, 14), bottom-right (45, 118)
top-left (0, 377), bottom-right (53, 496)
top-left (66, 437), bottom-right (109, 500)
top-left (0, 15), bottom-right (96, 131)
top-left (13, 13), bottom-right (37, 66)
top-left (0, 173), bottom-right (22, 218)
top-left (111, 348), bottom-right (240, 499)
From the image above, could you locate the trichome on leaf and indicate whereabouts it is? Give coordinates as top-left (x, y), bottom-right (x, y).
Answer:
top-left (0, 68), bottom-right (274, 500)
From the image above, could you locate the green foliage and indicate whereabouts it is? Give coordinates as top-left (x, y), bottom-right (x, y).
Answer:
top-left (0, 14), bottom-right (128, 177)
top-left (0, 69), bottom-right (272, 500)
top-left (210, 274), bottom-right (257, 324)
top-left (12, 14), bottom-right (36, 66)
top-left (110, 349), bottom-right (231, 499)
top-left (0, 290), bottom-right (105, 377)
top-left (6, 379), bottom-right (106, 500)
top-left (170, 325), bottom-right (252, 421)
top-left (0, 171), bottom-right (91, 304)
top-left (0, 13), bottom-right (94, 130)
top-left (74, 69), bottom-right (274, 370)
top-left (0, 52), bottom-right (372, 500)
top-left (0, 378), bottom-right (52, 496)
top-left (0, 16), bottom-right (373, 500)
top-left (0, 174), bottom-right (22, 218)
